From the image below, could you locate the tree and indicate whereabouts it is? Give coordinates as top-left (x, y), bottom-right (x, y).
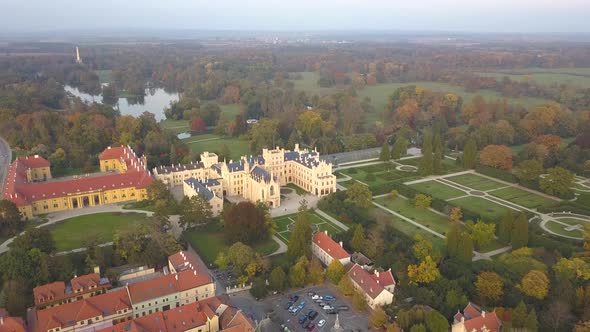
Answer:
top-left (542, 301), bottom-right (574, 332)
top-left (223, 201), bottom-right (268, 245)
top-left (407, 256), bottom-right (441, 285)
top-left (215, 252), bottom-right (229, 271)
top-left (190, 117), bottom-right (206, 132)
top-left (458, 232), bottom-right (474, 263)
top-left (515, 159), bottom-right (544, 182)
top-left (249, 118), bottom-right (282, 153)
top-left (369, 306), bottom-right (389, 329)
top-left (249, 277), bottom-right (268, 299)
top-left (352, 290), bottom-right (366, 311)
top-left (413, 235), bottom-right (442, 263)
top-left (392, 137), bottom-right (408, 159)
top-left (574, 321), bottom-right (590, 332)
top-left (553, 257), bottom-right (590, 283)
top-left (227, 242), bottom-right (261, 275)
top-left (269, 266), bottom-right (287, 292)
top-left (511, 213), bottom-right (529, 249)
top-left (512, 301), bottom-right (528, 329)
top-left (337, 276), bottom-right (354, 296)
top-left (414, 194), bottom-right (432, 209)
top-left (462, 139), bottom-right (478, 169)
top-left (520, 270), bottom-right (550, 300)
top-left (425, 310), bottom-right (450, 332)
top-left (179, 195), bottom-right (213, 230)
top-left (351, 225), bottom-right (366, 253)
top-left (346, 183), bottom-right (372, 209)
top-left (479, 145), bottom-right (513, 170)
top-left (419, 131), bottom-right (434, 176)
top-left (0, 200), bottom-right (22, 237)
top-left (409, 324), bottom-right (426, 332)
top-left (380, 141), bottom-right (391, 161)
top-left (307, 258), bottom-right (325, 285)
top-left (525, 308), bottom-right (539, 332)
top-left (433, 132), bottom-right (444, 175)
top-left (475, 271), bottom-right (504, 305)
top-left (449, 207), bottom-right (462, 223)
top-left (389, 189), bottom-right (399, 200)
top-left (498, 211), bottom-right (514, 244)
top-left (289, 256), bottom-right (308, 288)
top-left (387, 323), bottom-right (402, 332)
top-left (465, 220), bottom-right (495, 249)
top-left (326, 259), bottom-right (346, 283)
top-left (11, 227), bottom-right (55, 254)
top-left (446, 223), bottom-right (461, 258)
top-left (286, 204), bottom-right (312, 261)
top-left (2, 280), bottom-right (29, 317)
top-left (540, 167), bottom-right (574, 197)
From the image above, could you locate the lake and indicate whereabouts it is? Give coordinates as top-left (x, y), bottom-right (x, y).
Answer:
top-left (64, 85), bottom-right (179, 121)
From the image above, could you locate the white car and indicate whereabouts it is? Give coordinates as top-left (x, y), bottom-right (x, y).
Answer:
top-left (311, 295), bottom-right (321, 300)
top-left (317, 320), bottom-right (326, 328)
top-left (323, 305), bottom-right (334, 310)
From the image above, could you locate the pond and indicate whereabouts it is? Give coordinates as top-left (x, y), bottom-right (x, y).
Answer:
top-left (64, 85), bottom-right (179, 121)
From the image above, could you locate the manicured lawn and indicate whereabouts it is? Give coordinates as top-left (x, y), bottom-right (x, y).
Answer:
top-left (451, 196), bottom-right (513, 222)
top-left (274, 212), bottom-right (345, 243)
top-left (182, 134), bottom-right (250, 160)
top-left (184, 223), bottom-right (279, 265)
top-left (49, 212), bottom-right (147, 252)
top-left (374, 196), bottom-right (451, 235)
top-left (557, 218), bottom-right (589, 226)
top-left (397, 158), bottom-right (463, 174)
top-left (409, 180), bottom-right (466, 200)
top-left (340, 162), bottom-right (418, 189)
top-left (445, 174), bottom-right (506, 191)
top-left (220, 104), bottom-right (241, 119)
top-left (545, 221), bottom-right (583, 238)
top-left (94, 70), bottom-right (112, 84)
top-left (286, 183), bottom-right (307, 195)
top-left (369, 206), bottom-right (445, 248)
top-left (476, 70), bottom-right (590, 88)
top-left (160, 119), bottom-right (190, 133)
top-left (489, 187), bottom-right (557, 209)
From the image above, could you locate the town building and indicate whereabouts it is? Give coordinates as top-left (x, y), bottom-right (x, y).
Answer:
top-left (0, 309), bottom-right (26, 332)
top-left (2, 146), bottom-right (153, 219)
top-left (346, 264), bottom-right (395, 309)
top-left (33, 273), bottom-right (111, 309)
top-left (153, 144), bottom-right (336, 209)
top-left (452, 302), bottom-right (501, 332)
top-left (168, 251), bottom-right (209, 277)
top-left (183, 178), bottom-right (224, 217)
top-left (311, 231), bottom-right (351, 266)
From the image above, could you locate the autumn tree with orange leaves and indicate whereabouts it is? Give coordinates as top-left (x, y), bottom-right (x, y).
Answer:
top-left (479, 145), bottom-right (513, 170)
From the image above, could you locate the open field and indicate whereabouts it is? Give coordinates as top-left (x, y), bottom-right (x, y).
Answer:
top-left (409, 181), bottom-right (465, 200)
top-left (445, 173), bottom-right (506, 192)
top-left (159, 119), bottom-right (190, 133)
top-left (184, 223), bottom-right (279, 264)
top-left (288, 72), bottom-right (338, 95)
top-left (369, 206), bottom-right (445, 248)
top-left (48, 212), bottom-right (146, 252)
top-left (220, 103), bottom-right (241, 119)
top-left (398, 157), bottom-right (464, 174)
top-left (274, 211), bottom-right (344, 243)
top-left (374, 196), bottom-right (451, 235)
top-left (94, 70), bottom-right (112, 84)
top-left (476, 68), bottom-right (590, 88)
top-left (182, 134), bottom-right (250, 160)
top-left (545, 221), bottom-right (584, 238)
top-left (489, 187), bottom-right (557, 209)
top-left (451, 196), bottom-right (512, 222)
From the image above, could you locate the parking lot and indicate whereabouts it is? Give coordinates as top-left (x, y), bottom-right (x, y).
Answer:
top-left (230, 284), bottom-right (369, 332)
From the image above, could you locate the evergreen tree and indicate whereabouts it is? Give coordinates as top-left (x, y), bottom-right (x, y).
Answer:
top-left (498, 211), bottom-right (514, 244)
top-left (289, 256), bottom-right (308, 288)
top-left (458, 233), bottom-right (474, 263)
top-left (286, 204), bottom-right (312, 261)
top-left (269, 266), bottom-right (287, 291)
top-left (525, 308), bottom-right (539, 332)
top-left (511, 213), bottom-right (529, 249)
top-left (380, 141), bottom-right (391, 161)
top-left (419, 131), bottom-right (434, 176)
top-left (463, 139), bottom-right (478, 169)
top-left (512, 301), bottom-right (528, 329)
top-left (433, 148), bottom-right (443, 175)
top-left (391, 137), bottom-right (408, 159)
top-left (446, 223), bottom-right (461, 258)
top-left (351, 224), bottom-right (366, 253)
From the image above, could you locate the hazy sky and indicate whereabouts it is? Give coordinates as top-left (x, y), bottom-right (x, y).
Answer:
top-left (2, 0), bottom-right (589, 33)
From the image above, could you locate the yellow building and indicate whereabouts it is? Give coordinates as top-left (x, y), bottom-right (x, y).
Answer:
top-left (153, 144), bottom-right (336, 208)
top-left (2, 146), bottom-right (153, 219)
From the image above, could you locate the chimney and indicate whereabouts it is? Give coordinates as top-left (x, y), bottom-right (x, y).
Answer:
top-left (324, 230), bottom-right (328, 235)
top-left (375, 271), bottom-right (380, 278)
top-left (175, 274), bottom-right (178, 280)
top-left (482, 311), bottom-right (486, 318)
top-left (1, 317), bottom-right (4, 325)
top-left (339, 241), bottom-right (343, 247)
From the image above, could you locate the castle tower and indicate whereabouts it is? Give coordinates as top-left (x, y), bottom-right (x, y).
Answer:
top-left (75, 46), bottom-right (82, 64)
top-left (331, 314), bottom-right (343, 332)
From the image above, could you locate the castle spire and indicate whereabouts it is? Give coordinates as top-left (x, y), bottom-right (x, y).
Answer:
top-left (75, 46), bottom-right (82, 64)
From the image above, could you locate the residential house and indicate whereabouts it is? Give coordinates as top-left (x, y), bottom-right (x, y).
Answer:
top-left (452, 302), bottom-right (502, 332)
top-left (312, 231), bottom-right (351, 266)
top-left (346, 264), bottom-right (395, 309)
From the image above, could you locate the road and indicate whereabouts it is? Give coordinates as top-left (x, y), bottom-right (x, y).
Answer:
top-left (0, 137), bottom-right (11, 197)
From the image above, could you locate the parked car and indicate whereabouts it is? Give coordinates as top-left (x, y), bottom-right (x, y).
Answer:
top-left (308, 310), bottom-right (318, 320)
top-left (298, 301), bottom-right (306, 309)
top-left (318, 302), bottom-right (327, 307)
top-left (323, 305), bottom-right (334, 311)
top-left (284, 302), bottom-right (293, 310)
top-left (326, 309), bottom-right (338, 314)
top-left (337, 305), bottom-right (350, 311)
top-left (311, 295), bottom-right (321, 300)
top-left (291, 307), bottom-right (300, 315)
top-left (306, 323), bottom-right (316, 331)
top-left (299, 315), bottom-right (308, 325)
top-left (323, 295), bottom-right (336, 301)
top-left (307, 291), bottom-right (316, 297)
top-left (290, 295), bottom-right (299, 302)
top-left (317, 320), bottom-right (326, 327)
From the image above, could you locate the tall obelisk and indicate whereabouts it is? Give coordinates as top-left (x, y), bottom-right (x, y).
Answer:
top-left (75, 46), bottom-right (82, 64)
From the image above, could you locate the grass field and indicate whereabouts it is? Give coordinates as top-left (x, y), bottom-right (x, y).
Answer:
top-left (451, 196), bottom-right (513, 222)
top-left (445, 174), bottom-right (506, 191)
top-left (408, 180), bottom-right (466, 200)
top-left (182, 134), bottom-right (250, 160)
top-left (160, 119), bottom-right (190, 133)
top-left (398, 157), bottom-right (464, 174)
top-left (489, 187), bottom-right (557, 209)
top-left (340, 162), bottom-right (421, 188)
top-left (374, 196), bottom-right (451, 235)
top-left (49, 212), bottom-right (147, 252)
top-left (184, 222), bottom-right (279, 264)
top-left (288, 72), bottom-right (338, 95)
top-left (94, 70), bottom-right (112, 84)
top-left (477, 69), bottom-right (590, 88)
top-left (545, 221), bottom-right (584, 238)
top-left (220, 104), bottom-right (241, 119)
top-left (274, 212), bottom-right (344, 243)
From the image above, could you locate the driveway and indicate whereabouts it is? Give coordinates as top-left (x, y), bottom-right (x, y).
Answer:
top-left (0, 136), bottom-right (12, 197)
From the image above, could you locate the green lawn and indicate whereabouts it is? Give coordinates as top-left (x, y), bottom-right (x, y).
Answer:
top-left (274, 212), bottom-right (344, 243)
top-left (557, 218), bottom-right (589, 226)
top-left (220, 104), bottom-right (241, 119)
top-left (48, 212), bottom-right (147, 252)
top-left (445, 174), bottom-right (507, 191)
top-left (374, 196), bottom-right (451, 235)
top-left (409, 181), bottom-right (466, 200)
top-left (160, 119), bottom-right (190, 133)
top-left (182, 134), bottom-right (250, 160)
top-left (94, 70), bottom-right (112, 84)
top-left (489, 187), bottom-right (557, 209)
top-left (451, 196), bottom-right (513, 222)
top-left (397, 158), bottom-right (464, 174)
top-left (369, 206), bottom-right (445, 248)
top-left (288, 72), bottom-right (338, 95)
top-left (184, 223), bottom-right (279, 265)
top-left (286, 183), bottom-right (307, 195)
top-left (545, 221), bottom-right (583, 238)
top-left (476, 69), bottom-right (590, 88)
top-left (340, 162), bottom-right (419, 190)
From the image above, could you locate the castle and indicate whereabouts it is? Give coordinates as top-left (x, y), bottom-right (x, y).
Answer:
top-left (153, 144), bottom-right (336, 214)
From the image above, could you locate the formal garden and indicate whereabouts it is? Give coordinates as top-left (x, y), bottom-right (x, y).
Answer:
top-left (274, 211), bottom-right (345, 244)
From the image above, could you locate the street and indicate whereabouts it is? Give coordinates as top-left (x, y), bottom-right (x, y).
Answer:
top-left (0, 136), bottom-right (11, 197)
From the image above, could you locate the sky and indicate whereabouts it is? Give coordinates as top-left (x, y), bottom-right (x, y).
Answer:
top-left (1, 0), bottom-right (589, 33)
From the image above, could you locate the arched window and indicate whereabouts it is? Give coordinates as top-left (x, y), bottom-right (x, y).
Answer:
top-left (270, 185), bottom-right (275, 196)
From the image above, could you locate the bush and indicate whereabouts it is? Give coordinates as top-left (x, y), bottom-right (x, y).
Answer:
top-left (476, 164), bottom-right (517, 183)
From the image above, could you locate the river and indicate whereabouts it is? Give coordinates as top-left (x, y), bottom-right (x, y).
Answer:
top-left (64, 85), bottom-right (179, 121)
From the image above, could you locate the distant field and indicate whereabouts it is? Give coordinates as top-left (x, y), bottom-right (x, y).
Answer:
top-left (409, 180), bottom-right (466, 200)
top-left (160, 119), bottom-right (190, 133)
top-left (94, 70), bottom-right (113, 84)
top-left (182, 134), bottom-right (250, 160)
top-left (477, 70), bottom-right (590, 88)
top-left (288, 72), bottom-right (338, 95)
top-left (220, 103), bottom-right (241, 119)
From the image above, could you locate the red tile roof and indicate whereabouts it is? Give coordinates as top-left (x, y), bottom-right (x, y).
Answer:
top-left (99, 146), bottom-right (128, 160)
top-left (456, 303), bottom-right (501, 332)
top-left (126, 270), bottom-right (212, 304)
top-left (168, 251), bottom-right (209, 276)
top-left (371, 269), bottom-right (396, 288)
top-left (313, 231), bottom-right (350, 260)
top-left (33, 282), bottom-right (66, 306)
top-left (0, 315), bottom-right (26, 332)
top-left (347, 264), bottom-right (388, 299)
top-left (17, 156), bottom-right (50, 168)
top-left (34, 289), bottom-right (131, 332)
top-left (71, 273), bottom-right (109, 293)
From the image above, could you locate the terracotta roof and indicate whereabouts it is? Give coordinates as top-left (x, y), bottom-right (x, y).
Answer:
top-left (313, 231), bottom-right (350, 260)
top-left (16, 156), bottom-right (50, 168)
top-left (33, 282), bottom-right (66, 306)
top-left (99, 146), bottom-right (128, 160)
top-left (347, 264), bottom-right (388, 299)
top-left (126, 270), bottom-right (212, 304)
top-left (0, 315), bottom-right (26, 332)
top-left (371, 269), bottom-right (396, 288)
top-left (220, 307), bottom-right (255, 332)
top-left (71, 273), bottom-right (102, 292)
top-left (34, 289), bottom-right (131, 332)
top-left (455, 302), bottom-right (501, 332)
top-left (168, 251), bottom-right (209, 276)
top-left (464, 302), bottom-right (482, 319)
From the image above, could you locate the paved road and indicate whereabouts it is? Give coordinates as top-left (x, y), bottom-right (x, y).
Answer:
top-left (0, 137), bottom-right (11, 197)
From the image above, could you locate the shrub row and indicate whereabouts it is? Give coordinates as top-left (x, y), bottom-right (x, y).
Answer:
top-left (475, 164), bottom-right (517, 183)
